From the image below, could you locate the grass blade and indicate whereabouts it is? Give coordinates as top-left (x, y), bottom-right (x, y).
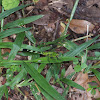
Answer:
top-left (33, 56), bottom-right (78, 63)
top-left (0, 42), bottom-right (13, 49)
top-left (87, 57), bottom-right (100, 60)
top-left (38, 63), bottom-right (46, 73)
top-left (63, 36), bottom-right (99, 57)
top-left (38, 84), bottom-right (54, 100)
top-left (63, 0), bottom-right (79, 35)
top-left (4, 15), bottom-right (43, 29)
top-left (5, 69), bottom-right (26, 89)
top-left (0, 27), bottom-right (31, 39)
top-left (91, 69), bottom-right (100, 81)
top-left (0, 85), bottom-right (5, 99)
top-left (61, 78), bottom-right (85, 91)
top-left (0, 4), bottom-right (31, 21)
top-left (23, 62), bottom-right (65, 100)
top-left (88, 43), bottom-right (100, 50)
top-left (22, 44), bottom-right (51, 52)
top-left (92, 65), bottom-right (100, 68)
top-left (0, 42), bottom-right (51, 52)
top-left (25, 31), bottom-right (36, 44)
top-left (8, 32), bottom-right (25, 60)
top-left (0, 85), bottom-right (8, 100)
top-left (0, 60), bottom-right (22, 66)
top-left (63, 40), bottom-right (78, 50)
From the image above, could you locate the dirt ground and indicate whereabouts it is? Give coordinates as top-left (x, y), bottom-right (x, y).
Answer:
top-left (0, 0), bottom-right (100, 100)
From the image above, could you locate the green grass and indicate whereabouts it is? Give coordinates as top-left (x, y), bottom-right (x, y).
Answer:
top-left (0, 0), bottom-right (100, 100)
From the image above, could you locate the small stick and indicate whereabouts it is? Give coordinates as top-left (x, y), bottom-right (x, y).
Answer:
top-left (72, 34), bottom-right (93, 42)
top-left (86, 24), bottom-right (89, 42)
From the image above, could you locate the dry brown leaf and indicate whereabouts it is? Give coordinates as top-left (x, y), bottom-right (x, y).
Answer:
top-left (74, 72), bottom-right (100, 89)
top-left (86, 0), bottom-right (100, 6)
top-left (65, 65), bottom-right (74, 77)
top-left (65, 19), bottom-right (95, 34)
top-left (0, 77), bottom-right (3, 86)
top-left (74, 72), bottom-right (88, 85)
top-left (52, 85), bottom-right (64, 94)
top-left (73, 72), bottom-right (100, 99)
top-left (60, 22), bottom-right (66, 33)
top-left (26, 6), bottom-right (34, 11)
top-left (49, 0), bottom-right (73, 9)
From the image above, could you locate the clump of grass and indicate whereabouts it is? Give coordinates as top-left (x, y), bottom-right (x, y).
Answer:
top-left (0, 0), bottom-right (100, 100)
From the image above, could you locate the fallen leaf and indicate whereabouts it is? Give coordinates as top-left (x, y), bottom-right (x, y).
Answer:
top-left (52, 85), bottom-right (64, 94)
top-left (65, 65), bottom-right (74, 77)
top-left (60, 22), bottom-right (66, 33)
top-left (26, 6), bottom-right (34, 11)
top-left (0, 77), bottom-right (3, 86)
top-left (49, 0), bottom-right (73, 16)
top-left (72, 72), bottom-right (100, 99)
top-left (86, 0), bottom-right (100, 7)
top-left (33, 12), bottom-right (58, 25)
top-left (65, 19), bottom-right (95, 34)
top-left (74, 72), bottom-right (88, 85)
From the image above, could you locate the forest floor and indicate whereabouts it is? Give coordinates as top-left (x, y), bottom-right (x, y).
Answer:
top-left (0, 0), bottom-right (100, 100)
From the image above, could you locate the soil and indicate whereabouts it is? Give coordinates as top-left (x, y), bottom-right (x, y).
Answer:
top-left (0, 0), bottom-right (100, 100)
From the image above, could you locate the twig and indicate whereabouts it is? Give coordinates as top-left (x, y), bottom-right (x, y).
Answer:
top-left (52, 18), bottom-right (60, 41)
top-left (86, 24), bottom-right (89, 42)
top-left (72, 34), bottom-right (93, 42)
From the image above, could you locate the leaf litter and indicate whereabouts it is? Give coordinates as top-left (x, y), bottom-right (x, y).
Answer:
top-left (0, 0), bottom-right (100, 100)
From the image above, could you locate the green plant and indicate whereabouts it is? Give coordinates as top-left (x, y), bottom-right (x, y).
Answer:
top-left (0, 0), bottom-right (100, 100)
top-left (87, 81), bottom-right (100, 95)
top-left (2, 0), bottom-right (20, 10)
